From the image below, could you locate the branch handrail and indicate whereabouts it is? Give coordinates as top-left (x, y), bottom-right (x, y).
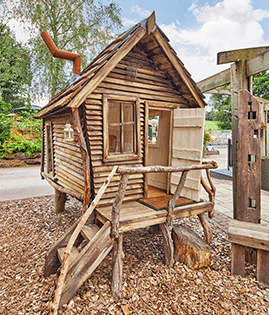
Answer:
top-left (117, 161), bottom-right (217, 174)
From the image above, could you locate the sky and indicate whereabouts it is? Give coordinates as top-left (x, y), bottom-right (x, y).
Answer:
top-left (114, 0), bottom-right (269, 82)
top-left (7, 0), bottom-right (269, 105)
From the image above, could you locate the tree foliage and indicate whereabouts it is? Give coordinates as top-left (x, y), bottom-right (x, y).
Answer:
top-left (209, 85), bottom-right (232, 130)
top-left (15, 0), bottom-right (122, 98)
top-left (253, 71), bottom-right (269, 100)
top-left (0, 23), bottom-right (32, 109)
top-left (209, 71), bottom-right (269, 130)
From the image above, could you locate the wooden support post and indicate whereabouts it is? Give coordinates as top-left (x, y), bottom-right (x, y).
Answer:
top-left (111, 174), bottom-right (129, 239)
top-left (72, 108), bottom-right (92, 214)
top-left (198, 213), bottom-right (212, 245)
top-left (231, 243), bottom-right (245, 277)
top-left (55, 188), bottom-right (67, 213)
top-left (112, 233), bottom-right (123, 299)
top-left (257, 249), bottom-right (269, 283)
top-left (167, 171), bottom-right (188, 226)
top-left (160, 223), bottom-right (174, 266)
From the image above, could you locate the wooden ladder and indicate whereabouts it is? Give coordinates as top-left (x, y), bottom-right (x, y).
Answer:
top-left (45, 221), bottom-right (112, 307)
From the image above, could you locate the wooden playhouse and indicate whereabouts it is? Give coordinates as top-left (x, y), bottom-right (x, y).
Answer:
top-left (36, 12), bottom-right (217, 310)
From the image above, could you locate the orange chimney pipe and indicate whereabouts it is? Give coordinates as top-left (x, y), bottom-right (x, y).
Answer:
top-left (41, 31), bottom-right (81, 75)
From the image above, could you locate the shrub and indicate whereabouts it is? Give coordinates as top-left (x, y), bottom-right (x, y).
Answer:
top-left (0, 133), bottom-right (41, 158)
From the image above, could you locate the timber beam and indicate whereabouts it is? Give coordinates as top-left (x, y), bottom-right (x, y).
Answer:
top-left (218, 46), bottom-right (269, 65)
top-left (198, 47), bottom-right (269, 93)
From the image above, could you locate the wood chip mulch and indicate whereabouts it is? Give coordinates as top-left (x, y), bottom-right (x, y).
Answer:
top-left (1, 196), bottom-right (269, 314)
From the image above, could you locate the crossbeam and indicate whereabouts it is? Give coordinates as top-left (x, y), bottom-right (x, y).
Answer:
top-left (217, 46), bottom-right (269, 65)
top-left (197, 47), bottom-right (269, 93)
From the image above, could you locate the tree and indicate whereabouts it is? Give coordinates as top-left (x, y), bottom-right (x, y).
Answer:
top-left (15, 0), bottom-right (122, 98)
top-left (209, 72), bottom-right (269, 130)
top-left (0, 23), bottom-right (32, 110)
top-left (253, 71), bottom-right (269, 100)
top-left (209, 85), bottom-right (232, 130)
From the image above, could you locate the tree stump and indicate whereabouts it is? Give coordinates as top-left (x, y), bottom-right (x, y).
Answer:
top-left (55, 189), bottom-right (67, 213)
top-left (172, 225), bottom-right (211, 269)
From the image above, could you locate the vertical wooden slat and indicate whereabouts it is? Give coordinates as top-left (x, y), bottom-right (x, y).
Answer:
top-left (144, 101), bottom-right (149, 197)
top-left (72, 108), bottom-right (92, 213)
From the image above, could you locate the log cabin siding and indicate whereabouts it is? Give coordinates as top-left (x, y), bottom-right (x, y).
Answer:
top-left (44, 114), bottom-right (85, 196)
top-left (85, 45), bottom-right (187, 205)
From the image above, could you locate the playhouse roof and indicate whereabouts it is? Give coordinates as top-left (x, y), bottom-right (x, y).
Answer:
top-left (36, 12), bottom-right (206, 118)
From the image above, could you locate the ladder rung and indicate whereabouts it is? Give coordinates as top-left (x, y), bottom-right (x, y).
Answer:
top-left (57, 246), bottom-right (80, 266)
top-left (81, 224), bottom-right (100, 242)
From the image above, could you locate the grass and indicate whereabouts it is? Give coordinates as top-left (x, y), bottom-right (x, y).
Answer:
top-left (205, 120), bottom-right (220, 130)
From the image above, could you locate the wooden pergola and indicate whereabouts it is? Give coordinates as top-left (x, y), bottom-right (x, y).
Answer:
top-left (197, 46), bottom-right (269, 223)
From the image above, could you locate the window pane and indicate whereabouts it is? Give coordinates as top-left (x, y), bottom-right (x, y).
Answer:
top-left (109, 102), bottom-right (120, 124)
top-left (123, 124), bottom-right (134, 153)
top-left (123, 103), bottom-right (133, 122)
top-left (109, 125), bottom-right (121, 153)
top-left (148, 116), bottom-right (159, 144)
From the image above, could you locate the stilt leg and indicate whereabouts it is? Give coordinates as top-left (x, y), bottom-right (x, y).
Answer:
top-left (55, 188), bottom-right (67, 213)
top-left (160, 223), bottom-right (174, 266)
top-left (198, 213), bottom-right (212, 245)
top-left (112, 233), bottom-right (123, 299)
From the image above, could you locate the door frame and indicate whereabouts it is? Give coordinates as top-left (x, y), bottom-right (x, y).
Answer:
top-left (144, 101), bottom-right (173, 197)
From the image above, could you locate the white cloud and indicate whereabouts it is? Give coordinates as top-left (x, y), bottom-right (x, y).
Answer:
top-left (130, 5), bottom-right (151, 18)
top-left (160, 0), bottom-right (269, 81)
top-left (122, 17), bottom-right (138, 28)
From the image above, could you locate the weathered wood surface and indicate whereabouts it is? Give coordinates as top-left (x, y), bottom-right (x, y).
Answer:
top-left (60, 222), bottom-right (113, 307)
top-left (96, 200), bottom-right (214, 233)
top-left (160, 223), bottom-right (174, 266)
top-left (118, 161), bottom-right (217, 174)
top-left (171, 108), bottom-right (206, 201)
top-left (72, 108), bottom-right (92, 213)
top-left (197, 68), bottom-right (231, 93)
top-left (44, 219), bottom-right (81, 277)
top-left (229, 220), bottom-right (269, 251)
top-left (111, 174), bottom-right (129, 239)
top-left (153, 27), bottom-right (205, 108)
top-left (231, 243), bottom-right (246, 277)
top-left (42, 172), bottom-right (84, 201)
top-left (236, 90), bottom-right (261, 222)
top-left (217, 46), bottom-right (269, 65)
top-left (172, 225), bottom-right (211, 269)
top-left (198, 213), bottom-right (212, 245)
top-left (229, 220), bottom-right (269, 283)
top-left (168, 171), bottom-right (188, 226)
top-left (257, 249), bottom-right (269, 284)
top-left (54, 189), bottom-right (67, 213)
top-left (69, 26), bottom-right (147, 109)
top-left (112, 233), bottom-right (124, 298)
top-left (50, 167), bottom-right (117, 314)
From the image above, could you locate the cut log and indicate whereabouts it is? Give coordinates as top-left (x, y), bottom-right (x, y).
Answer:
top-left (172, 225), bottom-right (211, 269)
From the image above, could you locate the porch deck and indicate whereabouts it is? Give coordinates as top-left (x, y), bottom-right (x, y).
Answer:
top-left (96, 198), bottom-right (214, 233)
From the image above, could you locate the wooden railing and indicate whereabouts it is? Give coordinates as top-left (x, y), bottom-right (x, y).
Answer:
top-left (50, 160), bottom-right (217, 313)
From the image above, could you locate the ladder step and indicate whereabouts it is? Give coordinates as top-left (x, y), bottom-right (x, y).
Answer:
top-left (57, 247), bottom-right (80, 266)
top-left (81, 224), bottom-right (100, 242)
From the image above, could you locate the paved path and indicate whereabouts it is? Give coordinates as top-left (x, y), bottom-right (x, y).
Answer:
top-left (0, 167), bottom-right (54, 201)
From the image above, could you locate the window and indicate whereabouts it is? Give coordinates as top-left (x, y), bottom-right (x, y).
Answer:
top-left (45, 122), bottom-right (54, 175)
top-left (148, 116), bottom-right (159, 145)
top-left (103, 95), bottom-right (141, 162)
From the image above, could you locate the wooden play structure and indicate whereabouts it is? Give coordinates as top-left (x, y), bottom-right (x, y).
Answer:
top-left (36, 12), bottom-right (218, 312)
top-left (197, 46), bottom-right (269, 282)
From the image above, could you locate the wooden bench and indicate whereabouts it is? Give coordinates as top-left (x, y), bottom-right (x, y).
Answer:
top-left (229, 220), bottom-right (269, 283)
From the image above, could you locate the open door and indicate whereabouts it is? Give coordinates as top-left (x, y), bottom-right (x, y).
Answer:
top-left (170, 108), bottom-right (205, 201)
top-left (147, 108), bottom-right (172, 192)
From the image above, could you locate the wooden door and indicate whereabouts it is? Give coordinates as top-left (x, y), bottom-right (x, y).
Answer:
top-left (147, 108), bottom-right (172, 191)
top-left (170, 108), bottom-right (205, 201)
